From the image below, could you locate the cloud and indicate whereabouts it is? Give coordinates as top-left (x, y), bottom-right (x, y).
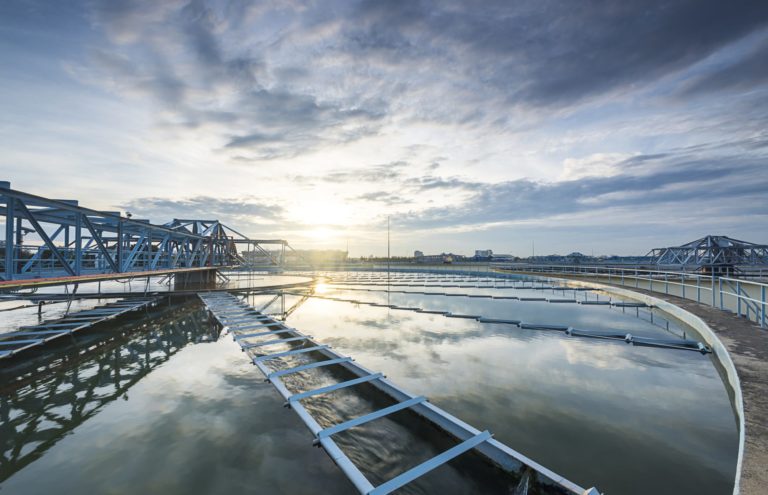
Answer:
top-left (4, 0), bottom-right (768, 254)
top-left (399, 149), bottom-right (768, 230)
top-left (78, 0), bottom-right (768, 154)
top-left (561, 153), bottom-right (637, 180)
top-left (79, 0), bottom-right (390, 160)
top-left (677, 36), bottom-right (768, 97)
top-left (337, 0), bottom-right (768, 108)
top-left (292, 161), bottom-right (409, 184)
top-left (414, 176), bottom-right (481, 191)
top-left (353, 191), bottom-right (412, 205)
top-left (118, 196), bottom-right (285, 226)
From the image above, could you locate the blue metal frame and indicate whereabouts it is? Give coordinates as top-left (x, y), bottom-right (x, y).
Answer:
top-left (1, 181), bottom-right (289, 281)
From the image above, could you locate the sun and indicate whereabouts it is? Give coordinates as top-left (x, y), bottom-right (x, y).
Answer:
top-left (289, 197), bottom-right (353, 227)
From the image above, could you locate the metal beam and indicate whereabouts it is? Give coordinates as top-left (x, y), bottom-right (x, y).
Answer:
top-left (15, 200), bottom-right (75, 276)
top-left (81, 215), bottom-right (120, 273)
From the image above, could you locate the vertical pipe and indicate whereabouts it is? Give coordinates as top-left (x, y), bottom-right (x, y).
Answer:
top-left (737, 280), bottom-right (742, 318)
top-left (711, 273), bottom-right (716, 307)
top-left (4, 196), bottom-right (14, 280)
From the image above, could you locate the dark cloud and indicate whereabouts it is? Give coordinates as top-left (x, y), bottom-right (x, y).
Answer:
top-left (77, 0), bottom-right (768, 159)
top-left (677, 37), bottom-right (768, 97)
top-left (399, 151), bottom-right (768, 229)
top-left (340, 0), bottom-right (768, 106)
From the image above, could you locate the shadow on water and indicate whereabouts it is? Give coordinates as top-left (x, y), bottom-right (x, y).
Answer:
top-left (0, 300), bottom-right (220, 482)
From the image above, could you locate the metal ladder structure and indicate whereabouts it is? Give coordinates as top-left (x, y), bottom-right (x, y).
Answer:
top-left (0, 298), bottom-right (158, 360)
top-left (199, 291), bottom-right (599, 495)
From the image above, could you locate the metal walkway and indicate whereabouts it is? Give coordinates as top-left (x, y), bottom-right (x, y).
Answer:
top-left (199, 292), bottom-right (599, 495)
top-left (0, 298), bottom-right (158, 360)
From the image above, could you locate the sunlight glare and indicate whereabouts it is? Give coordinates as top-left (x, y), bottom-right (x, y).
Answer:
top-left (290, 198), bottom-right (353, 227)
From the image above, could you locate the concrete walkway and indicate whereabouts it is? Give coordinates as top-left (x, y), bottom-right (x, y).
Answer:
top-left (604, 285), bottom-right (767, 495)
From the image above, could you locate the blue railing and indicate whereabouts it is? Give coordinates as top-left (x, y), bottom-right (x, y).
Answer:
top-left (492, 264), bottom-right (767, 328)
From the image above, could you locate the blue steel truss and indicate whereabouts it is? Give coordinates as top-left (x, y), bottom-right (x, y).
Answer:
top-left (1, 181), bottom-right (287, 281)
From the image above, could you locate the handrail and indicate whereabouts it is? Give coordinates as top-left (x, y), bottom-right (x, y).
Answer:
top-left (494, 264), bottom-right (767, 329)
top-left (720, 276), bottom-right (768, 289)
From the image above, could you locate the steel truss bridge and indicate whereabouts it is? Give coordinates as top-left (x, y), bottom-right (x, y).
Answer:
top-left (1, 181), bottom-right (289, 284)
top-left (648, 235), bottom-right (768, 272)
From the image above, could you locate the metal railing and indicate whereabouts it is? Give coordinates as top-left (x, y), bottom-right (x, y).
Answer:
top-left (492, 264), bottom-right (768, 329)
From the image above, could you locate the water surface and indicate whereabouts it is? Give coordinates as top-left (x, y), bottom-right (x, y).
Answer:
top-left (0, 271), bottom-right (738, 494)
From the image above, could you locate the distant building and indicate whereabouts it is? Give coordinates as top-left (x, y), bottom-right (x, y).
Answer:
top-left (474, 249), bottom-right (493, 258)
top-left (565, 252), bottom-right (587, 264)
top-left (413, 252), bottom-right (465, 264)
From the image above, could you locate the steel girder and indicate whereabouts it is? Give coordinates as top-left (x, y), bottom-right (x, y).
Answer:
top-left (1, 182), bottom-right (288, 281)
top-left (648, 235), bottom-right (768, 269)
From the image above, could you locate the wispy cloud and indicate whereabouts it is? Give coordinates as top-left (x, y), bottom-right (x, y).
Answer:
top-left (2, 0), bottom-right (768, 254)
top-left (399, 149), bottom-right (768, 230)
top-left (118, 196), bottom-right (285, 228)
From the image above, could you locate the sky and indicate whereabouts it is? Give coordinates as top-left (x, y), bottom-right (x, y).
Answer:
top-left (1, 0), bottom-right (767, 257)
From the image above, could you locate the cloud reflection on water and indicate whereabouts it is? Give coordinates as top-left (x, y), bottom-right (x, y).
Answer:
top-left (286, 286), bottom-right (738, 495)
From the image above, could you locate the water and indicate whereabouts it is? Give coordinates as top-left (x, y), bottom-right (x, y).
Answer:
top-left (0, 301), bottom-right (354, 494)
top-left (0, 272), bottom-right (739, 494)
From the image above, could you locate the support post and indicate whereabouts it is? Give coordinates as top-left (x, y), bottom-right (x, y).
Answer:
top-left (719, 277), bottom-right (723, 310)
top-left (4, 194), bottom-right (14, 280)
top-left (74, 214), bottom-right (82, 275)
top-left (116, 220), bottom-right (124, 272)
top-left (696, 275), bottom-right (700, 303)
top-left (761, 285), bottom-right (766, 329)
